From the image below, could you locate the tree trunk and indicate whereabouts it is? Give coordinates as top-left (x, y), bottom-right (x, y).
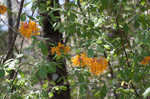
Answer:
top-left (7, 0), bottom-right (14, 59)
top-left (38, 0), bottom-right (71, 99)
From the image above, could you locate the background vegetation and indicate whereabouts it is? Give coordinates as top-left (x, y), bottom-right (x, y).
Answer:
top-left (0, 0), bottom-right (150, 99)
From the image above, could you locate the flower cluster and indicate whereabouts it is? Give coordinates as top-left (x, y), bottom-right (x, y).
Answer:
top-left (140, 56), bottom-right (150, 65)
top-left (0, 5), bottom-right (7, 14)
top-left (71, 53), bottom-right (88, 67)
top-left (51, 42), bottom-right (70, 56)
top-left (19, 20), bottom-right (40, 39)
top-left (71, 53), bottom-right (108, 75)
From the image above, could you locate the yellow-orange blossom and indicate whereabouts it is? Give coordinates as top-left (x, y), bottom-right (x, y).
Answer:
top-left (71, 53), bottom-right (108, 75)
top-left (19, 20), bottom-right (40, 39)
top-left (51, 42), bottom-right (70, 56)
top-left (140, 56), bottom-right (150, 65)
top-left (0, 5), bottom-right (7, 14)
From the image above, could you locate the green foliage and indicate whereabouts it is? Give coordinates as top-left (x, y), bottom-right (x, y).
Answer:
top-left (143, 87), bottom-right (150, 98)
top-left (0, 69), bottom-right (5, 78)
top-left (1, 0), bottom-right (150, 98)
top-left (38, 41), bottom-right (49, 56)
top-left (36, 61), bottom-right (57, 79)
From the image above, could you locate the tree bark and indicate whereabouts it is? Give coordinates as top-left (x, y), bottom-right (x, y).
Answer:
top-left (7, 0), bottom-right (14, 58)
top-left (38, 0), bottom-right (71, 99)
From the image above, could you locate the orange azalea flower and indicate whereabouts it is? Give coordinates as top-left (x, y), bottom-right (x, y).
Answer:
top-left (51, 42), bottom-right (70, 56)
top-left (88, 57), bottom-right (108, 75)
top-left (71, 53), bottom-right (88, 67)
top-left (71, 53), bottom-right (108, 75)
top-left (55, 47), bottom-right (61, 56)
top-left (58, 42), bottom-right (65, 48)
top-left (71, 54), bottom-right (81, 66)
top-left (19, 20), bottom-right (40, 39)
top-left (51, 47), bottom-right (56, 55)
top-left (140, 56), bottom-right (150, 65)
top-left (0, 5), bottom-right (7, 14)
top-left (64, 46), bottom-right (70, 54)
top-left (80, 53), bottom-right (88, 66)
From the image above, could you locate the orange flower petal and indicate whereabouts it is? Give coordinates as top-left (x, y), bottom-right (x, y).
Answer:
top-left (19, 20), bottom-right (40, 39)
top-left (0, 5), bottom-right (7, 14)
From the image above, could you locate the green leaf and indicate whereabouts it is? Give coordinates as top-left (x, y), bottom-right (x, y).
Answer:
top-left (104, 45), bottom-right (110, 50)
top-left (19, 71), bottom-right (25, 78)
top-left (76, 49), bottom-right (81, 54)
top-left (37, 61), bottom-right (57, 79)
top-left (60, 86), bottom-right (67, 91)
top-left (100, 84), bottom-right (107, 98)
top-left (143, 87), bottom-right (150, 98)
top-left (97, 46), bottom-right (104, 53)
top-left (46, 62), bottom-right (57, 73)
top-left (117, 88), bottom-right (134, 94)
top-left (24, 2), bottom-right (31, 7)
top-left (38, 41), bottom-right (48, 56)
top-left (87, 49), bottom-right (94, 57)
top-left (48, 92), bottom-right (54, 98)
top-left (42, 81), bottom-right (48, 89)
top-left (36, 67), bottom-right (47, 79)
top-left (11, 94), bottom-right (22, 99)
top-left (54, 22), bottom-right (60, 31)
top-left (20, 13), bottom-right (26, 21)
top-left (27, 15), bottom-right (36, 20)
top-left (0, 69), bottom-right (5, 78)
top-left (80, 83), bottom-right (87, 96)
top-left (101, 0), bottom-right (110, 9)
top-left (94, 83), bottom-right (107, 98)
top-left (96, 39), bottom-right (102, 44)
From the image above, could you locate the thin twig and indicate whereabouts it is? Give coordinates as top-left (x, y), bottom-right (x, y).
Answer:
top-left (77, 0), bottom-right (86, 17)
top-left (0, 18), bottom-right (20, 35)
top-left (115, 2), bottom-right (141, 98)
top-left (121, 35), bottom-right (131, 67)
top-left (104, 51), bottom-right (114, 78)
top-left (103, 51), bottom-right (118, 99)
